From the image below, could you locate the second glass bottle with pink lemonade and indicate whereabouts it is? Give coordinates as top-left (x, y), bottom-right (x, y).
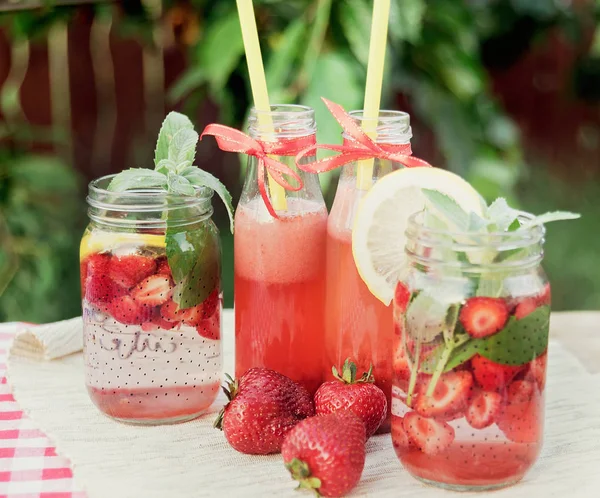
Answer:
top-left (325, 110), bottom-right (414, 432)
top-left (235, 105), bottom-right (327, 394)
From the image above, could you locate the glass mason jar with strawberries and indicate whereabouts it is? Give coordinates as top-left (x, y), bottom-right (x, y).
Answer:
top-left (80, 112), bottom-right (233, 424)
top-left (391, 210), bottom-right (552, 490)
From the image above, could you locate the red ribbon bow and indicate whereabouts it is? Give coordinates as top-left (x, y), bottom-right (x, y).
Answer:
top-left (295, 98), bottom-right (432, 173)
top-left (201, 124), bottom-right (316, 218)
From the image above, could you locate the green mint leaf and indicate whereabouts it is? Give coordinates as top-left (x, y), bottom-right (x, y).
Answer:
top-left (168, 128), bottom-right (198, 165)
top-left (444, 333), bottom-right (480, 371)
top-left (154, 111), bottom-right (194, 166)
top-left (508, 218), bottom-right (521, 231)
top-left (167, 173), bottom-right (195, 196)
top-left (166, 225), bottom-right (221, 308)
top-left (183, 169), bottom-right (234, 233)
top-left (155, 159), bottom-right (177, 175)
top-left (521, 211), bottom-right (581, 227)
top-left (423, 208), bottom-right (448, 231)
top-left (486, 197), bottom-right (520, 231)
top-left (422, 189), bottom-right (470, 230)
top-left (468, 211), bottom-right (488, 231)
top-left (477, 306), bottom-right (550, 365)
top-left (107, 168), bottom-right (168, 192)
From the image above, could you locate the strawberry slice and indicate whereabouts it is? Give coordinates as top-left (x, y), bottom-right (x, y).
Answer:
top-left (415, 371), bottom-right (473, 418)
top-left (109, 255), bottom-right (156, 289)
top-left (393, 347), bottom-right (411, 392)
top-left (525, 352), bottom-right (547, 391)
top-left (131, 275), bottom-right (173, 306)
top-left (497, 382), bottom-right (542, 443)
top-left (466, 390), bottom-right (502, 429)
top-left (155, 257), bottom-right (172, 277)
top-left (403, 412), bottom-right (454, 455)
top-left (151, 310), bottom-right (177, 330)
top-left (459, 297), bottom-right (509, 338)
top-left (109, 295), bottom-right (153, 325)
top-left (86, 274), bottom-right (126, 305)
top-left (394, 282), bottom-right (411, 313)
top-left (391, 415), bottom-right (411, 451)
top-left (196, 310), bottom-right (220, 340)
top-left (507, 380), bottom-right (534, 403)
top-left (514, 298), bottom-right (538, 319)
top-left (471, 354), bottom-right (523, 392)
top-left (160, 299), bottom-right (186, 323)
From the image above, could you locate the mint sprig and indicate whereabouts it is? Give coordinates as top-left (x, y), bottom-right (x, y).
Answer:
top-left (109, 111), bottom-right (234, 233)
top-left (107, 111), bottom-right (234, 309)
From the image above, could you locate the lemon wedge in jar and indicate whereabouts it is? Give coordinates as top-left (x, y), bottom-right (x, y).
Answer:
top-left (351, 168), bottom-right (484, 305)
top-left (80, 230), bottom-right (166, 260)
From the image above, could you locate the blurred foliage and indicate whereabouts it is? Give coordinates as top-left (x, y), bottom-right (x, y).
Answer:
top-left (0, 0), bottom-right (599, 317)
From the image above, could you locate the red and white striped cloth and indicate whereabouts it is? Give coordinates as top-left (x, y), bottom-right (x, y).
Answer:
top-left (0, 324), bottom-right (85, 498)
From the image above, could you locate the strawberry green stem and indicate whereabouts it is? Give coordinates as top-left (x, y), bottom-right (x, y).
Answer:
top-left (425, 334), bottom-right (471, 397)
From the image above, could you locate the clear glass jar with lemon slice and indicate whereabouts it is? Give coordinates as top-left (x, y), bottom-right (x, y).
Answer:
top-left (351, 168), bottom-right (578, 490)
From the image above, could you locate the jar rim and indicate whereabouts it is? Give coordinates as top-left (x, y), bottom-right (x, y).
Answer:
top-left (406, 210), bottom-right (545, 251)
top-left (248, 104), bottom-right (317, 140)
top-left (250, 104), bottom-right (315, 119)
top-left (88, 174), bottom-right (214, 210)
top-left (343, 109), bottom-right (412, 144)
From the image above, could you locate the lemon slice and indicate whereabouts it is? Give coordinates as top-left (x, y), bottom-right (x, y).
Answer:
top-left (352, 168), bottom-right (484, 305)
top-left (80, 230), bottom-right (166, 260)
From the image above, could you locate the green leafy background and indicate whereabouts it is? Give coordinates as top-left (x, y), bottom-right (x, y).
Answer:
top-left (1, 0), bottom-right (600, 322)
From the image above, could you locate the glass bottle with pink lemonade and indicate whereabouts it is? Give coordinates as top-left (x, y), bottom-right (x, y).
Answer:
top-left (81, 112), bottom-right (233, 424)
top-left (235, 105), bottom-right (327, 395)
top-left (325, 110), bottom-right (413, 430)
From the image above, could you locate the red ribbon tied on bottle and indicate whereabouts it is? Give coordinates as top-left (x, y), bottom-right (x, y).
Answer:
top-left (295, 98), bottom-right (432, 172)
top-left (200, 124), bottom-right (316, 218)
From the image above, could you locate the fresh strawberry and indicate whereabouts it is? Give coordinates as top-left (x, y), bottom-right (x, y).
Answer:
top-left (459, 297), bottom-right (509, 338)
top-left (466, 390), bottom-right (502, 429)
top-left (394, 282), bottom-right (411, 313)
top-left (81, 253), bottom-right (110, 290)
top-left (403, 412), bottom-right (454, 455)
top-left (514, 298), bottom-right (538, 319)
top-left (200, 288), bottom-right (220, 319)
top-left (131, 275), bottom-right (173, 306)
top-left (314, 359), bottom-right (387, 438)
top-left (282, 413), bottom-right (366, 498)
top-left (507, 379), bottom-right (534, 403)
top-left (159, 299), bottom-right (186, 323)
top-left (155, 257), bottom-right (172, 277)
top-left (214, 368), bottom-right (314, 455)
top-left (471, 354), bottom-right (523, 392)
top-left (108, 295), bottom-right (153, 325)
top-left (196, 310), bottom-right (220, 340)
top-left (108, 255), bottom-right (156, 289)
top-left (86, 274), bottom-right (126, 305)
top-left (391, 415), bottom-right (411, 451)
top-left (497, 381), bottom-right (542, 443)
top-left (525, 352), bottom-right (547, 391)
top-left (414, 370), bottom-right (473, 419)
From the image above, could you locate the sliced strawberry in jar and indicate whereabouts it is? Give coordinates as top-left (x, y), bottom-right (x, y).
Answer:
top-left (514, 298), bottom-right (539, 319)
top-left (391, 415), bottom-right (411, 451)
top-left (151, 310), bottom-right (177, 330)
top-left (525, 352), bottom-right (547, 391)
top-left (155, 257), bottom-right (171, 277)
top-left (394, 282), bottom-right (411, 313)
top-left (109, 295), bottom-right (153, 325)
top-left (507, 379), bottom-right (535, 403)
top-left (466, 390), bottom-right (502, 429)
top-left (86, 274), bottom-right (126, 305)
top-left (131, 275), bottom-right (173, 306)
top-left (196, 310), bottom-right (220, 340)
top-left (109, 255), bottom-right (157, 289)
top-left (415, 370), bottom-right (473, 419)
top-left (459, 297), bottom-right (509, 338)
top-left (160, 299), bottom-right (186, 323)
top-left (393, 347), bottom-right (411, 392)
top-left (471, 354), bottom-right (523, 392)
top-left (497, 386), bottom-right (542, 444)
top-left (403, 412), bottom-right (454, 455)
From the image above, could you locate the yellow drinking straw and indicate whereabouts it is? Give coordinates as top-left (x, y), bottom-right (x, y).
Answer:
top-left (236, 0), bottom-right (287, 211)
top-left (356, 0), bottom-right (391, 191)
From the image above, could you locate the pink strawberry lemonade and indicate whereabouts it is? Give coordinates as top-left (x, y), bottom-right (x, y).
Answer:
top-left (81, 238), bottom-right (222, 424)
top-left (235, 198), bottom-right (327, 394)
top-left (324, 179), bottom-right (394, 430)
